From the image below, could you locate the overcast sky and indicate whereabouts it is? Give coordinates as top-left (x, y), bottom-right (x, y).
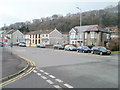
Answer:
top-left (0, 0), bottom-right (118, 28)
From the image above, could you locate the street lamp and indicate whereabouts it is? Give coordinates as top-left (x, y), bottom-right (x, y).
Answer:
top-left (76, 7), bottom-right (82, 26)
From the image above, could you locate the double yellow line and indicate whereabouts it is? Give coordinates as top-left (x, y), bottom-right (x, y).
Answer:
top-left (0, 56), bottom-right (36, 87)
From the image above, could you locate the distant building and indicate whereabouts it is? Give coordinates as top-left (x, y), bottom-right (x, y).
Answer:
top-left (109, 26), bottom-right (118, 39)
top-left (26, 30), bottom-right (41, 46)
top-left (6, 30), bottom-right (25, 45)
top-left (0, 30), bottom-right (4, 42)
top-left (62, 32), bottom-right (69, 45)
top-left (69, 25), bottom-right (110, 46)
top-left (26, 28), bottom-right (64, 46)
top-left (49, 28), bottom-right (63, 45)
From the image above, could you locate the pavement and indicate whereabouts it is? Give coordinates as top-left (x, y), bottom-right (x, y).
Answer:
top-left (1, 47), bottom-right (28, 80)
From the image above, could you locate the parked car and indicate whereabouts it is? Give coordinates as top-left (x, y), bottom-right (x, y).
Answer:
top-left (77, 46), bottom-right (91, 53)
top-left (64, 45), bottom-right (77, 51)
top-left (91, 46), bottom-right (111, 55)
top-left (37, 44), bottom-right (46, 48)
top-left (53, 45), bottom-right (64, 50)
top-left (19, 42), bottom-right (26, 47)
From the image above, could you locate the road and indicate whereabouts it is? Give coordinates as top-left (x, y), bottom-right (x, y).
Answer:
top-left (3, 46), bottom-right (118, 88)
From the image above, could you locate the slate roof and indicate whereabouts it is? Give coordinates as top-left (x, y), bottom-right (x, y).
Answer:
top-left (27, 30), bottom-right (53, 35)
top-left (27, 30), bottom-right (41, 35)
top-left (74, 25), bottom-right (108, 33)
top-left (7, 29), bottom-right (16, 34)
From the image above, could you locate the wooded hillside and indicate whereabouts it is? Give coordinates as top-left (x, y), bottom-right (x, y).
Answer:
top-left (1, 5), bottom-right (118, 34)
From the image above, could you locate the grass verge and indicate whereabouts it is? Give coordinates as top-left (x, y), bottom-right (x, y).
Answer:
top-left (111, 51), bottom-right (120, 54)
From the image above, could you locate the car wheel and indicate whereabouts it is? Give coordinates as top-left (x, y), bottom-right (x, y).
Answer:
top-left (82, 51), bottom-right (85, 53)
top-left (77, 50), bottom-right (79, 52)
top-left (91, 51), bottom-right (94, 54)
top-left (100, 52), bottom-right (103, 55)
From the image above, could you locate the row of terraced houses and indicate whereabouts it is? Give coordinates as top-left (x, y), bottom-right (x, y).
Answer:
top-left (0, 25), bottom-right (118, 47)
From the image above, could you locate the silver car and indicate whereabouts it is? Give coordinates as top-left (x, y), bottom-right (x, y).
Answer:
top-left (64, 45), bottom-right (77, 51)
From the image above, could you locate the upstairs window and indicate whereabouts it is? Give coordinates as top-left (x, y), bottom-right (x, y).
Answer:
top-left (85, 33), bottom-right (87, 39)
top-left (70, 33), bottom-right (76, 38)
top-left (91, 32), bottom-right (96, 39)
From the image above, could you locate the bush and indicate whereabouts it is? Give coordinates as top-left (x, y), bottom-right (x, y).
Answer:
top-left (107, 38), bottom-right (120, 51)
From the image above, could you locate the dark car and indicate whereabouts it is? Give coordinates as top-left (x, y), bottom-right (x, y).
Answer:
top-left (91, 46), bottom-right (111, 55)
top-left (53, 45), bottom-right (64, 50)
top-left (37, 44), bottom-right (46, 48)
top-left (77, 46), bottom-right (91, 53)
top-left (64, 45), bottom-right (77, 51)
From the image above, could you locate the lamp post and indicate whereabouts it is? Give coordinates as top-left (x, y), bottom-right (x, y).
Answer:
top-left (76, 7), bottom-right (82, 26)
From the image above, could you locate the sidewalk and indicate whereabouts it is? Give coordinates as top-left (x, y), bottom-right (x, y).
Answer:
top-left (2, 47), bottom-right (28, 78)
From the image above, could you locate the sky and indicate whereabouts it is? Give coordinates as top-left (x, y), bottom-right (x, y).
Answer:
top-left (0, 0), bottom-right (119, 28)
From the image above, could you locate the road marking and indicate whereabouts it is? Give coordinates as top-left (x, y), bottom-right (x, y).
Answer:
top-left (46, 80), bottom-right (54, 84)
top-left (53, 85), bottom-right (61, 88)
top-left (44, 72), bottom-right (49, 75)
top-left (40, 70), bottom-right (44, 72)
top-left (49, 75), bottom-right (56, 79)
top-left (55, 79), bottom-right (63, 83)
top-left (33, 70), bottom-right (37, 73)
top-left (64, 84), bottom-right (74, 88)
top-left (37, 73), bottom-right (41, 76)
top-left (41, 76), bottom-right (47, 79)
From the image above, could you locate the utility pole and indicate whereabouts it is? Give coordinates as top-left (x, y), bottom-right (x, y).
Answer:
top-left (76, 7), bottom-right (82, 26)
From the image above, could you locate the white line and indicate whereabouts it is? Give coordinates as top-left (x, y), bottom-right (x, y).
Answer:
top-left (46, 80), bottom-right (54, 84)
top-left (55, 79), bottom-right (63, 83)
top-left (40, 70), bottom-right (44, 72)
top-left (53, 85), bottom-right (61, 88)
top-left (41, 76), bottom-right (47, 79)
top-left (64, 84), bottom-right (74, 88)
top-left (37, 73), bottom-right (41, 76)
top-left (44, 72), bottom-right (49, 75)
top-left (33, 70), bottom-right (37, 73)
top-left (49, 75), bottom-right (56, 79)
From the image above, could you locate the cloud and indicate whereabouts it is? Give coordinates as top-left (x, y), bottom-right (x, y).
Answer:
top-left (0, 6), bottom-right (14, 15)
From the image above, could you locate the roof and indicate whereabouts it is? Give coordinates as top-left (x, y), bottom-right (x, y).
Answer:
top-left (27, 30), bottom-right (53, 35)
top-left (7, 29), bottom-right (16, 34)
top-left (27, 30), bottom-right (41, 35)
top-left (74, 25), bottom-right (108, 33)
top-left (41, 30), bottom-right (52, 34)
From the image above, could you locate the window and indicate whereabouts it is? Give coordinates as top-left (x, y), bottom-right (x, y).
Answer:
top-left (42, 34), bottom-right (44, 37)
top-left (46, 34), bottom-right (48, 37)
top-left (16, 36), bottom-right (18, 38)
top-left (39, 40), bottom-right (40, 44)
top-left (39, 34), bottom-right (40, 38)
top-left (72, 41), bottom-right (74, 44)
top-left (91, 32), bottom-right (96, 38)
top-left (107, 34), bottom-right (110, 39)
top-left (36, 34), bottom-right (37, 38)
top-left (35, 40), bottom-right (37, 44)
top-left (71, 33), bottom-right (75, 38)
top-left (30, 35), bottom-right (31, 38)
top-left (79, 33), bottom-right (82, 39)
top-left (17, 40), bottom-right (19, 42)
top-left (85, 33), bottom-right (87, 39)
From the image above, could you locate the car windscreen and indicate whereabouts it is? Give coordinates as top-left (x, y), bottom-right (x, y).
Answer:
top-left (99, 47), bottom-right (107, 50)
top-left (83, 46), bottom-right (89, 49)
